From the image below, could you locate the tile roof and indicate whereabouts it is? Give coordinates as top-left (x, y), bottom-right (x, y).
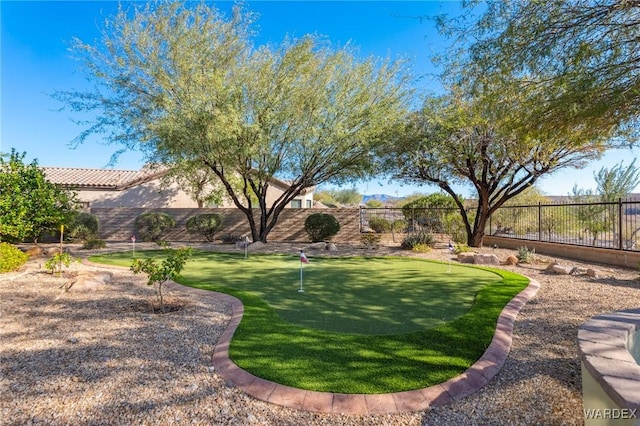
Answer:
top-left (41, 166), bottom-right (167, 190)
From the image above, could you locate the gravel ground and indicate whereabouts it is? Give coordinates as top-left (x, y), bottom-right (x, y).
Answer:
top-left (1, 242), bottom-right (639, 426)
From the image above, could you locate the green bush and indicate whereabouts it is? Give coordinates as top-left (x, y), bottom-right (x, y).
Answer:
top-left (411, 243), bottom-right (432, 253)
top-left (185, 213), bottom-right (224, 242)
top-left (131, 247), bottom-right (193, 314)
top-left (453, 243), bottom-right (473, 254)
top-left (304, 213), bottom-right (341, 242)
top-left (135, 212), bottom-right (176, 243)
top-left (45, 252), bottom-right (76, 276)
top-left (83, 238), bottom-right (106, 250)
top-left (0, 243), bottom-right (29, 273)
top-left (67, 211), bottom-right (99, 241)
top-left (517, 246), bottom-right (536, 264)
top-left (360, 232), bottom-right (381, 250)
top-left (400, 232), bottom-right (436, 250)
top-left (368, 217), bottom-right (391, 233)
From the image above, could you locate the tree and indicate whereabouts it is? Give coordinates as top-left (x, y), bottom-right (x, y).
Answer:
top-left (595, 159), bottom-right (640, 202)
top-left (316, 188), bottom-right (362, 207)
top-left (159, 161), bottom-right (226, 208)
top-left (571, 160), bottom-right (640, 246)
top-left (55, 2), bottom-right (409, 242)
top-left (0, 149), bottom-right (78, 243)
top-left (440, 0), bottom-right (640, 147)
top-left (384, 95), bottom-right (602, 247)
top-left (131, 247), bottom-right (192, 314)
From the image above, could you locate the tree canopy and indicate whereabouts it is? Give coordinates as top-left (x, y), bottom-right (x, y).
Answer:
top-left (0, 149), bottom-right (78, 243)
top-left (384, 94), bottom-right (602, 246)
top-left (55, 1), bottom-right (410, 242)
top-left (442, 0), bottom-right (640, 146)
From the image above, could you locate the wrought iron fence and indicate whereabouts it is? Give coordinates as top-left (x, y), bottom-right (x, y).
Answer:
top-left (360, 198), bottom-right (640, 252)
top-left (359, 206), bottom-right (463, 236)
top-left (488, 199), bottom-right (640, 251)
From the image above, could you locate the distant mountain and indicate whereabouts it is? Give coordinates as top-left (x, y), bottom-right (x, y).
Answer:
top-left (362, 194), bottom-right (400, 204)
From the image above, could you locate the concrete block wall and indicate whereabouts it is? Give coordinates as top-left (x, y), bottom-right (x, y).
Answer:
top-left (91, 207), bottom-right (361, 243)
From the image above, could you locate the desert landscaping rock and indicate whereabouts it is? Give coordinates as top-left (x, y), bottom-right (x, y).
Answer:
top-left (473, 253), bottom-right (499, 265)
top-left (2, 241), bottom-right (639, 425)
top-left (552, 264), bottom-right (573, 275)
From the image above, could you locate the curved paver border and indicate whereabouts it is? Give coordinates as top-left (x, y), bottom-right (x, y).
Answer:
top-left (209, 277), bottom-right (540, 415)
top-left (82, 258), bottom-right (540, 415)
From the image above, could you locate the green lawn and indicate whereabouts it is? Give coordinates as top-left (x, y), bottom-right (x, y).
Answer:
top-left (90, 250), bottom-right (529, 393)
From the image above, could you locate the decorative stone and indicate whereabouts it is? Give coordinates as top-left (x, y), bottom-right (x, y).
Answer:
top-left (586, 268), bottom-right (600, 278)
top-left (545, 261), bottom-right (558, 272)
top-left (457, 253), bottom-right (475, 263)
top-left (307, 242), bottom-right (327, 250)
top-left (552, 265), bottom-right (572, 275)
top-left (23, 246), bottom-right (44, 258)
top-left (502, 255), bottom-right (518, 265)
top-left (326, 243), bottom-right (338, 252)
top-left (473, 253), bottom-right (499, 265)
top-left (570, 267), bottom-right (588, 275)
top-left (66, 271), bottom-right (113, 292)
top-left (247, 241), bottom-right (265, 251)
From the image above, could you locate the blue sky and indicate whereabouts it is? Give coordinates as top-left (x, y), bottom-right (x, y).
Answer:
top-left (1, 1), bottom-right (638, 198)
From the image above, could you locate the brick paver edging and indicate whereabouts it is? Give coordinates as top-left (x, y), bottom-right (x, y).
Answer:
top-left (81, 258), bottom-right (540, 415)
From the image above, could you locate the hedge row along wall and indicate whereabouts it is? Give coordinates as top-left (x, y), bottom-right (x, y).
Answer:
top-left (90, 208), bottom-right (361, 243)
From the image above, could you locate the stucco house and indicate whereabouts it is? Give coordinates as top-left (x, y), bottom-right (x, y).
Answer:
top-left (41, 166), bottom-right (315, 209)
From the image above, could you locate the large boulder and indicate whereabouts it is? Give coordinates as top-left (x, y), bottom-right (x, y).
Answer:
top-left (457, 253), bottom-right (475, 264)
top-left (23, 246), bottom-right (44, 258)
top-left (307, 242), bottom-right (328, 250)
top-left (552, 265), bottom-right (573, 275)
top-left (65, 271), bottom-right (113, 292)
top-left (473, 253), bottom-right (499, 265)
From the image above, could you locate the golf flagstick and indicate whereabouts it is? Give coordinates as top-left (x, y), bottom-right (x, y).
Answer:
top-left (299, 250), bottom-right (309, 292)
top-left (448, 240), bottom-right (455, 273)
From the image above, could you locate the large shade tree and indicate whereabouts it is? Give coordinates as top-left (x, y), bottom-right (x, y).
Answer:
top-left (385, 95), bottom-right (604, 247)
top-left (55, 2), bottom-right (410, 242)
top-left (441, 0), bottom-right (640, 146)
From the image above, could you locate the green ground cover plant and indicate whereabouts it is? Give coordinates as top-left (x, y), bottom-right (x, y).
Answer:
top-left (91, 250), bottom-right (528, 394)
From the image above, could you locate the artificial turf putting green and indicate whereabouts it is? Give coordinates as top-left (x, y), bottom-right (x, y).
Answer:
top-left (90, 249), bottom-right (529, 393)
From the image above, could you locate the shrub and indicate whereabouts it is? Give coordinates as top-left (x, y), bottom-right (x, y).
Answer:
top-left (67, 211), bottom-right (99, 241)
top-left (400, 232), bottom-right (436, 250)
top-left (185, 213), bottom-right (224, 242)
top-left (517, 246), bottom-right (536, 264)
top-left (0, 243), bottom-right (28, 273)
top-left (360, 232), bottom-right (381, 250)
top-left (83, 238), bottom-right (106, 250)
top-left (221, 233), bottom-right (242, 244)
top-left (45, 252), bottom-right (76, 276)
top-left (368, 217), bottom-right (391, 233)
top-left (304, 213), bottom-right (341, 242)
top-left (453, 244), bottom-right (473, 254)
top-left (411, 243), bottom-right (432, 253)
top-left (131, 247), bottom-right (192, 314)
top-left (135, 212), bottom-right (176, 243)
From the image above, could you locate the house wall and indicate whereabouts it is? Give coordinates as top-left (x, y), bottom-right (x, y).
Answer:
top-left (91, 207), bottom-right (360, 242)
top-left (78, 178), bottom-right (314, 209)
top-left (79, 180), bottom-right (196, 208)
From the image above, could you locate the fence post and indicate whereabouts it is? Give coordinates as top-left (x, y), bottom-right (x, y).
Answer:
top-left (538, 202), bottom-right (542, 242)
top-left (412, 206), bottom-right (415, 233)
top-left (618, 198), bottom-right (623, 250)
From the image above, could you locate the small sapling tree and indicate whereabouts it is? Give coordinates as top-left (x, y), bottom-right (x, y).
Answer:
top-left (131, 247), bottom-right (192, 314)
